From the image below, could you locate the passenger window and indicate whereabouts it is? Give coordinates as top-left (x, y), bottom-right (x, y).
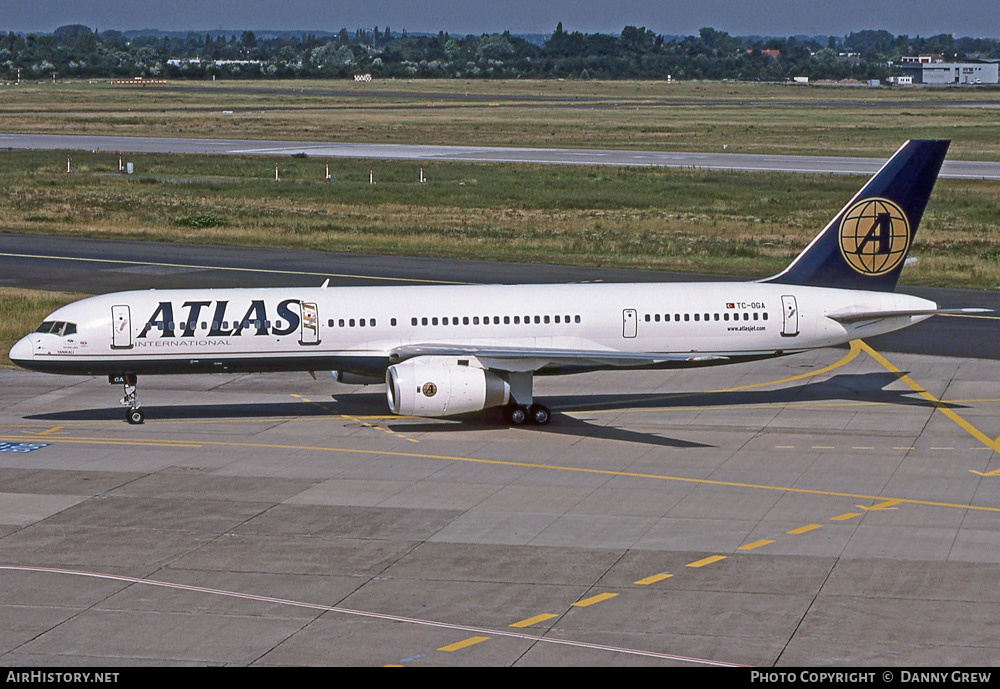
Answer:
top-left (574, 315), bottom-right (581, 323)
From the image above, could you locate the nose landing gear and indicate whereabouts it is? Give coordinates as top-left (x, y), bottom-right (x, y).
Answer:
top-left (114, 372), bottom-right (144, 424)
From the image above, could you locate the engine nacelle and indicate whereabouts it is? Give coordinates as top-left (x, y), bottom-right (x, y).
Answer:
top-left (386, 357), bottom-right (510, 417)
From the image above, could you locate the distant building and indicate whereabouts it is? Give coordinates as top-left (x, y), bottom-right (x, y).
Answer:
top-left (899, 59), bottom-right (998, 84)
top-left (900, 54), bottom-right (944, 64)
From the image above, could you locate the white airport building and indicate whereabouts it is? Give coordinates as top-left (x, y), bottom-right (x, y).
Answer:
top-left (898, 57), bottom-right (998, 85)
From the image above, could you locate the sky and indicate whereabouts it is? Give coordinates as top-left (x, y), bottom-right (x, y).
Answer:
top-left (3, 0), bottom-right (999, 39)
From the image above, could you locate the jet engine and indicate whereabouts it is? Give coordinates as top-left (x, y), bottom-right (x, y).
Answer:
top-left (386, 356), bottom-right (510, 417)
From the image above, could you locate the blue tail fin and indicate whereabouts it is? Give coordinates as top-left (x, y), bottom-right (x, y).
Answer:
top-left (764, 140), bottom-right (949, 292)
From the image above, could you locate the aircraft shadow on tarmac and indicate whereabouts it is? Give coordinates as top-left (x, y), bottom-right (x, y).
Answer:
top-left (25, 371), bottom-right (958, 449)
top-left (545, 371), bottom-right (963, 413)
top-left (387, 372), bottom-right (961, 447)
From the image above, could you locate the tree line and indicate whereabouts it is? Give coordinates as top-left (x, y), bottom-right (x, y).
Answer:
top-left (2, 23), bottom-right (998, 82)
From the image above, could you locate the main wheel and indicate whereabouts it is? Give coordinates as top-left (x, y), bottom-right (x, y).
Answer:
top-left (506, 405), bottom-right (528, 426)
top-left (126, 408), bottom-right (145, 425)
top-left (529, 404), bottom-right (551, 425)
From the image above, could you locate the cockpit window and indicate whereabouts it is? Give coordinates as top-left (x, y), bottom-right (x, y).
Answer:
top-left (34, 321), bottom-right (77, 337)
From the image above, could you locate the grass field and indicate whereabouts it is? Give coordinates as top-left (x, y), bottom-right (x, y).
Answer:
top-left (1, 79), bottom-right (1000, 159)
top-left (1, 148), bottom-right (998, 290)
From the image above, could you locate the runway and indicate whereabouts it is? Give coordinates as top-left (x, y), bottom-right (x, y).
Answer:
top-left (2, 132), bottom-right (1000, 180)
top-left (2, 237), bottom-right (1000, 665)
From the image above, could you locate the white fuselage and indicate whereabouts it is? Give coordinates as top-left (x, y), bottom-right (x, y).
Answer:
top-left (11, 281), bottom-right (936, 377)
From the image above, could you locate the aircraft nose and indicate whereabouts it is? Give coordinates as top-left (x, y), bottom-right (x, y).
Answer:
top-left (9, 335), bottom-right (34, 365)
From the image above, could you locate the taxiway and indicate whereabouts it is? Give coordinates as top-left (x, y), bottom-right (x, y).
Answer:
top-left (1, 238), bottom-right (999, 665)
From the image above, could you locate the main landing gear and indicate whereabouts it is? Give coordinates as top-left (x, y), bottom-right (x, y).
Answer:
top-left (501, 371), bottom-right (550, 426)
top-left (117, 372), bottom-right (144, 424)
top-left (504, 403), bottom-right (551, 426)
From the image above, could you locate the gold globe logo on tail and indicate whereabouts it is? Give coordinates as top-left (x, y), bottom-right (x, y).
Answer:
top-left (839, 197), bottom-right (911, 276)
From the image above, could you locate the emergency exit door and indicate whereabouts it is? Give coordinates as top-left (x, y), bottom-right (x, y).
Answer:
top-left (623, 309), bottom-right (637, 338)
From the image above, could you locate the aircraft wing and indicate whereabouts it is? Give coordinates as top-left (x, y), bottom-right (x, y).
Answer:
top-left (826, 307), bottom-right (991, 323)
top-left (390, 343), bottom-right (728, 372)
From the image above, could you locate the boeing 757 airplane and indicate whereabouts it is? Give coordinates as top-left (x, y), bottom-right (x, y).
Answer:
top-left (10, 140), bottom-right (976, 425)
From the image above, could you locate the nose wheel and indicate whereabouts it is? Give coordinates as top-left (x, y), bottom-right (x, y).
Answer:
top-left (118, 373), bottom-right (144, 424)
